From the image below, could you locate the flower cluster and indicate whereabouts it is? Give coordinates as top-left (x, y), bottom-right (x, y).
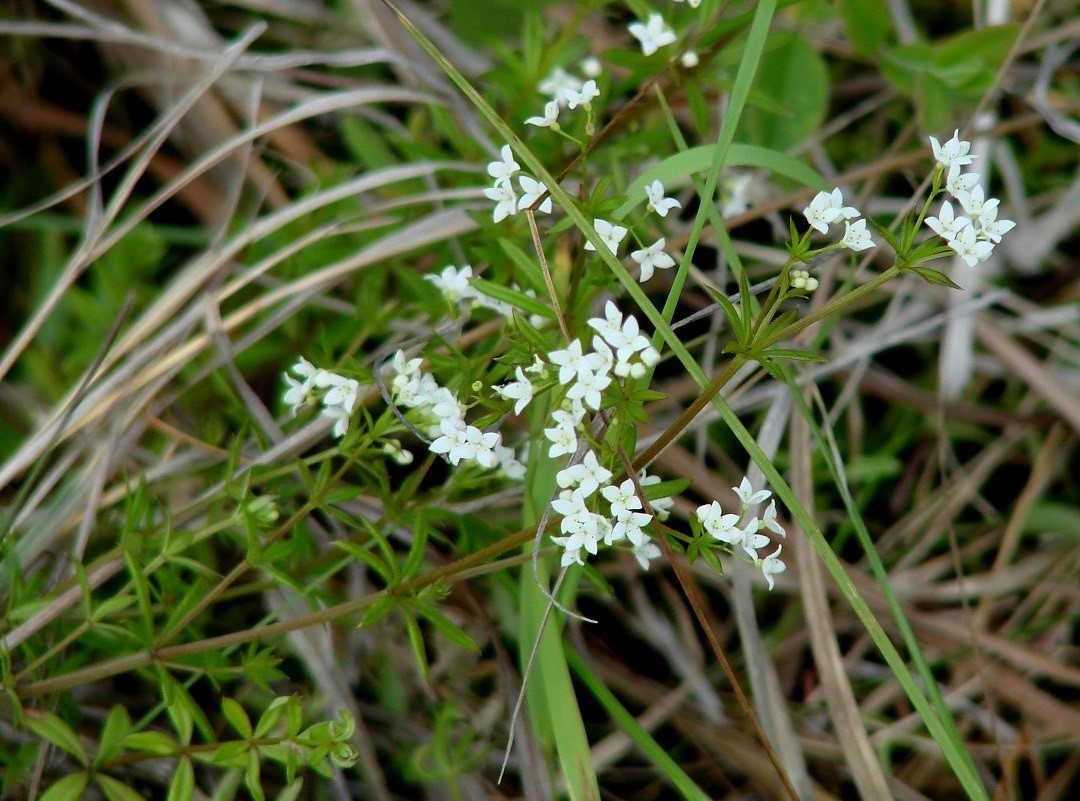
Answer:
top-left (924, 131), bottom-right (1015, 267)
top-left (389, 350), bottom-right (525, 479)
top-left (282, 357), bottom-right (361, 438)
top-left (695, 478), bottom-right (787, 590)
top-left (803, 187), bottom-right (874, 253)
top-left (526, 64), bottom-right (602, 132)
top-left (483, 145), bottom-right (554, 224)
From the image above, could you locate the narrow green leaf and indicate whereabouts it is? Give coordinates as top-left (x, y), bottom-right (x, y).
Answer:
top-left (222, 698), bottom-right (253, 739)
top-left (122, 731), bottom-right (179, 756)
top-left (95, 706), bottom-right (132, 767)
top-left (245, 746), bottom-right (265, 801)
top-left (166, 758), bottom-right (196, 801)
top-left (912, 265), bottom-right (963, 289)
top-left (402, 611), bottom-right (431, 686)
top-left (97, 773), bottom-right (146, 801)
top-left (38, 773), bottom-right (89, 801)
top-left (274, 778), bottom-right (304, 801)
top-left (25, 709), bottom-right (88, 767)
top-left (763, 347), bottom-right (829, 363)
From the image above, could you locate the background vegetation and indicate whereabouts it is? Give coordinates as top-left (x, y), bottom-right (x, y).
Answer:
top-left (1, 1), bottom-right (1077, 799)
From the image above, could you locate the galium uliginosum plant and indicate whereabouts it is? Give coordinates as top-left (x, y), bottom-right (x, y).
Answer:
top-left (285, 128), bottom-right (1013, 591)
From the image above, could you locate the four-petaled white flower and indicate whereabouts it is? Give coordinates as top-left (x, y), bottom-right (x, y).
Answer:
top-left (929, 130), bottom-right (975, 170)
top-left (925, 200), bottom-right (971, 243)
top-left (557, 450), bottom-right (613, 497)
top-left (563, 79), bottom-right (599, 110)
top-left (494, 366), bottom-right (534, 415)
top-left (734, 477), bottom-right (771, 507)
top-left (644, 180), bottom-right (682, 217)
top-left (947, 225), bottom-right (995, 267)
top-left (631, 237), bottom-right (676, 282)
top-left (628, 14), bottom-right (677, 57)
top-left (539, 67), bottom-right (582, 103)
top-left (487, 144), bottom-right (519, 184)
top-left (974, 204), bottom-right (1015, 244)
top-left (425, 264), bottom-right (474, 303)
top-left (803, 188), bottom-right (859, 234)
top-left (632, 540), bottom-right (662, 570)
top-left (602, 478), bottom-right (642, 519)
top-left (945, 163), bottom-right (979, 196)
top-left (583, 219), bottom-right (628, 254)
top-left (697, 501), bottom-right (741, 544)
top-left (544, 410), bottom-right (579, 457)
top-left (760, 544), bottom-right (786, 591)
top-left (517, 176), bottom-right (553, 214)
top-left (760, 500), bottom-right (786, 536)
top-left (841, 218), bottom-right (874, 252)
top-left (484, 181), bottom-right (518, 223)
top-left (526, 100), bottom-right (561, 128)
top-left (548, 338), bottom-right (596, 385)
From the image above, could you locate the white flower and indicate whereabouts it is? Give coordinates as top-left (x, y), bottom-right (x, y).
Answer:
top-left (319, 373), bottom-right (360, 415)
top-left (494, 366), bottom-right (534, 415)
top-left (566, 365), bottom-right (612, 410)
top-left (581, 56), bottom-right (602, 78)
top-left (544, 412), bottom-right (578, 458)
top-left (974, 204), bottom-right (1015, 244)
top-left (631, 237), bottom-right (677, 282)
top-left (611, 509), bottom-right (652, 546)
top-left (283, 356), bottom-right (321, 414)
top-left (632, 539), bottom-right (662, 570)
top-left (539, 67), bottom-right (582, 103)
top-left (954, 184), bottom-right (987, 219)
top-left (947, 225), bottom-right (995, 267)
top-left (644, 180), bottom-right (682, 218)
top-left (945, 163), bottom-right (980, 197)
top-left (525, 99), bottom-right (561, 128)
top-left (425, 264), bottom-right (474, 303)
top-left (517, 175), bottom-right (553, 214)
top-left (739, 517), bottom-right (771, 560)
top-left (484, 181), bottom-right (518, 223)
top-left (429, 418), bottom-right (468, 464)
top-left (680, 50), bottom-right (699, 68)
top-left (487, 144), bottom-right (519, 185)
top-left (583, 219), bottom-right (628, 254)
top-left (696, 501), bottom-right (741, 544)
top-left (925, 200), bottom-right (971, 243)
top-left (322, 404), bottom-right (353, 438)
top-left (548, 338), bottom-right (595, 386)
top-left (733, 477), bottom-right (771, 507)
top-left (496, 443), bottom-right (527, 480)
top-left (602, 478), bottom-right (642, 519)
top-left (556, 451), bottom-right (613, 498)
top-left (929, 130), bottom-right (975, 170)
top-left (760, 543), bottom-right (786, 591)
top-left (563, 79), bottom-right (598, 110)
top-left (803, 188), bottom-right (859, 235)
top-left (675, 0), bottom-right (702, 7)
top-left (789, 269), bottom-right (818, 292)
top-left (628, 13), bottom-right (677, 57)
top-left (587, 302), bottom-right (651, 360)
top-left (551, 489), bottom-right (604, 561)
top-left (841, 218), bottom-right (874, 252)
top-left (760, 500), bottom-right (786, 537)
